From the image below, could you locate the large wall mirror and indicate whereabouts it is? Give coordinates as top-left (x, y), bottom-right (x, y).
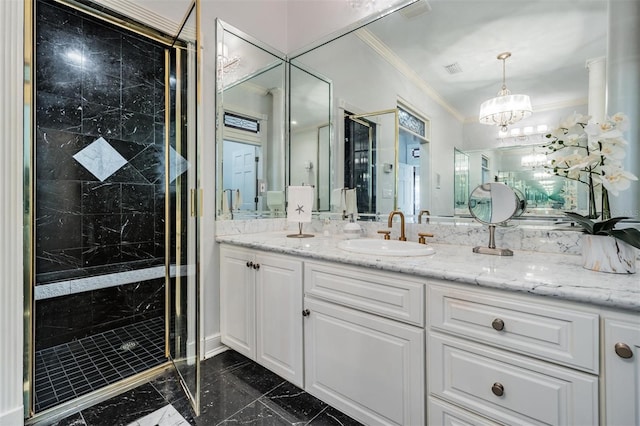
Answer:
top-left (289, 0), bottom-right (637, 221)
top-left (216, 20), bottom-right (287, 219)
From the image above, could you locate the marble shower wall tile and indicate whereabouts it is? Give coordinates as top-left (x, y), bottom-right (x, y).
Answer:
top-left (35, 0), bottom-right (168, 279)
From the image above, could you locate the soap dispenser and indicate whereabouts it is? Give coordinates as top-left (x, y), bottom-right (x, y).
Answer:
top-left (343, 214), bottom-right (361, 239)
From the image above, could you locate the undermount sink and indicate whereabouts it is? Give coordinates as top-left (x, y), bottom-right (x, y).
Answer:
top-left (337, 238), bottom-right (435, 257)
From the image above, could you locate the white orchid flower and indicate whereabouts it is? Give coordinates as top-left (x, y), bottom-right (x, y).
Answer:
top-left (564, 133), bottom-right (585, 146)
top-left (560, 112), bottom-right (590, 129)
top-left (610, 112), bottom-right (630, 131)
top-left (595, 143), bottom-right (626, 161)
top-left (596, 164), bottom-right (638, 196)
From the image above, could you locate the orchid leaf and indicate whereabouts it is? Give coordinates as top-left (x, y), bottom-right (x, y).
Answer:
top-left (593, 217), bottom-right (631, 234)
top-left (564, 212), bottom-right (595, 234)
top-left (609, 228), bottom-right (640, 250)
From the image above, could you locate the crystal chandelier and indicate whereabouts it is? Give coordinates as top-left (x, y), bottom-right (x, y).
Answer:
top-left (479, 52), bottom-right (532, 132)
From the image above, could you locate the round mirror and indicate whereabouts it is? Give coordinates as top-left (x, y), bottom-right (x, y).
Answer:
top-left (468, 183), bottom-right (524, 256)
top-left (468, 183), bottom-right (519, 224)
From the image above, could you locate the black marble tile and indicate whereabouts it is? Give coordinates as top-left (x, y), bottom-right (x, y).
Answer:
top-left (134, 279), bottom-right (164, 320)
top-left (84, 40), bottom-right (122, 79)
top-left (120, 242), bottom-right (157, 263)
top-left (91, 285), bottom-right (137, 328)
top-left (82, 243), bottom-right (122, 268)
top-left (35, 293), bottom-right (92, 349)
top-left (121, 183), bottom-right (155, 212)
top-left (105, 163), bottom-right (150, 185)
top-left (225, 362), bottom-right (287, 396)
top-left (217, 399), bottom-right (291, 426)
top-left (82, 101), bottom-right (122, 139)
top-left (122, 82), bottom-right (155, 115)
top-left (82, 182), bottom-right (122, 214)
top-left (260, 382), bottom-right (328, 424)
top-left (198, 370), bottom-right (267, 424)
top-left (36, 1), bottom-right (83, 31)
top-left (80, 382), bottom-right (167, 426)
top-left (108, 137), bottom-right (149, 161)
top-left (84, 19), bottom-right (122, 49)
top-left (122, 212), bottom-right (154, 244)
top-left (37, 92), bottom-right (83, 133)
top-left (36, 212), bottom-right (82, 252)
top-left (308, 407), bottom-right (364, 426)
top-left (121, 111), bottom-right (155, 144)
top-left (129, 144), bottom-right (165, 184)
top-left (37, 180), bottom-right (83, 215)
top-left (83, 72), bottom-right (122, 108)
top-left (82, 214), bottom-right (122, 246)
top-left (36, 40), bottom-right (83, 99)
top-left (35, 248), bottom-right (83, 278)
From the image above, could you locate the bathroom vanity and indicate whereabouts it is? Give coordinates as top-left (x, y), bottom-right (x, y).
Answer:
top-left (217, 232), bottom-right (639, 426)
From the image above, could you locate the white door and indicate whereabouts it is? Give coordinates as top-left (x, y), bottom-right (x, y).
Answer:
top-left (220, 246), bottom-right (256, 359)
top-left (224, 140), bottom-right (257, 211)
top-left (304, 297), bottom-right (424, 426)
top-left (255, 253), bottom-right (304, 387)
top-left (603, 315), bottom-right (640, 425)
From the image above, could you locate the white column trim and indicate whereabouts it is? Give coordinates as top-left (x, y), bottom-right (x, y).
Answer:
top-left (0, 0), bottom-right (25, 424)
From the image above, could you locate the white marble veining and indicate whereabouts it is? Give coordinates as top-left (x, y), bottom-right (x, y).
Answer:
top-left (216, 231), bottom-right (640, 312)
top-left (73, 137), bottom-right (127, 181)
top-left (126, 404), bottom-right (189, 426)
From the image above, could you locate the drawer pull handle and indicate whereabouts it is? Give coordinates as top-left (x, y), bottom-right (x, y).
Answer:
top-left (253, 263), bottom-right (260, 270)
top-left (491, 382), bottom-right (504, 397)
top-left (492, 318), bottom-right (505, 331)
top-left (302, 309), bottom-right (311, 317)
top-left (246, 261), bottom-right (253, 268)
top-left (615, 342), bottom-right (633, 359)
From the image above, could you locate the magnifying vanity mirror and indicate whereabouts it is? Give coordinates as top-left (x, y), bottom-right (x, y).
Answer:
top-left (468, 182), bottom-right (525, 256)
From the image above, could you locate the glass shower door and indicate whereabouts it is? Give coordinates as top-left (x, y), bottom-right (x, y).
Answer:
top-left (167, 2), bottom-right (200, 415)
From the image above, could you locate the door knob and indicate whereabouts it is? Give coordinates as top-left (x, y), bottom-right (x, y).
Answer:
top-left (615, 342), bottom-right (633, 359)
top-left (491, 382), bottom-right (504, 397)
top-left (492, 318), bottom-right (505, 331)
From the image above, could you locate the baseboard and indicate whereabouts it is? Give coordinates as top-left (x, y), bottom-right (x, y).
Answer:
top-left (0, 405), bottom-right (24, 426)
top-left (202, 333), bottom-right (227, 360)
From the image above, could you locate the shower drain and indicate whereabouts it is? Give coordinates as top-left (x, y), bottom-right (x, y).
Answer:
top-left (119, 341), bottom-right (138, 351)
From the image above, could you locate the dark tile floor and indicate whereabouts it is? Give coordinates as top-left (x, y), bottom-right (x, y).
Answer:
top-left (35, 317), bottom-right (166, 412)
top-left (51, 350), bottom-right (363, 426)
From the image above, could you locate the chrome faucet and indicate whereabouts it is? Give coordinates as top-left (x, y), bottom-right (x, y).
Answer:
top-left (387, 210), bottom-right (407, 241)
top-left (418, 209), bottom-right (431, 224)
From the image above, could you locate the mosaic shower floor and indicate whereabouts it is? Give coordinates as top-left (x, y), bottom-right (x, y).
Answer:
top-left (34, 316), bottom-right (165, 412)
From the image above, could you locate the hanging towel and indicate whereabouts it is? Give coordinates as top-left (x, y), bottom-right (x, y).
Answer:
top-left (221, 190), bottom-right (230, 217)
top-left (234, 189), bottom-right (241, 210)
top-left (331, 188), bottom-right (346, 213)
top-left (344, 188), bottom-right (358, 218)
top-left (287, 186), bottom-right (314, 223)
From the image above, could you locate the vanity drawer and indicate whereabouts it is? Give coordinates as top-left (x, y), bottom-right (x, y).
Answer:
top-left (429, 285), bottom-right (599, 373)
top-left (428, 397), bottom-right (501, 426)
top-left (304, 261), bottom-right (424, 326)
top-left (428, 333), bottom-right (599, 426)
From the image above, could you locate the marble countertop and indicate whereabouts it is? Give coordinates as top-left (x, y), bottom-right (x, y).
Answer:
top-left (217, 232), bottom-right (640, 312)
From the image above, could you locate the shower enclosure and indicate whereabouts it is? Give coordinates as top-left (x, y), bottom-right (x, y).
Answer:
top-left (25, 0), bottom-right (200, 418)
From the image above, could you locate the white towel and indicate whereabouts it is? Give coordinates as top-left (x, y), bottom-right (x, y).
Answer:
top-left (331, 188), bottom-right (346, 212)
top-left (287, 186), bottom-right (314, 223)
top-left (234, 189), bottom-right (241, 210)
top-left (344, 189), bottom-right (358, 218)
top-left (221, 191), bottom-right (229, 216)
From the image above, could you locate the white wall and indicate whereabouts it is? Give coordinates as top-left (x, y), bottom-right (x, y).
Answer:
top-left (293, 32), bottom-right (463, 217)
top-left (1, 0), bottom-right (25, 424)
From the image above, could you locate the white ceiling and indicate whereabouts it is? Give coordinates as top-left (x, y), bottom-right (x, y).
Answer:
top-left (362, 0), bottom-right (609, 121)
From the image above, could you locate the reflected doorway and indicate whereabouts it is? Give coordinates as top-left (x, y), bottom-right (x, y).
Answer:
top-left (222, 140), bottom-right (261, 212)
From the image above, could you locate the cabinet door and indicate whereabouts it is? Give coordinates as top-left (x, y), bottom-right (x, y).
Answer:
top-left (220, 246), bottom-right (256, 359)
top-left (603, 316), bottom-right (640, 425)
top-left (255, 253), bottom-right (304, 387)
top-left (304, 297), bottom-right (424, 426)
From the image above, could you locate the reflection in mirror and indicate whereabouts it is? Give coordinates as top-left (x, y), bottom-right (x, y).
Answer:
top-left (289, 63), bottom-right (332, 211)
top-left (456, 143), bottom-right (582, 218)
top-left (288, 0), bottom-right (636, 222)
top-left (216, 20), bottom-right (286, 219)
top-left (469, 182), bottom-right (522, 256)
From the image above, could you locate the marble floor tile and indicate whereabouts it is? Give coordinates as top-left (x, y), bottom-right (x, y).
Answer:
top-left (217, 399), bottom-right (291, 426)
top-left (259, 382), bottom-right (328, 424)
top-left (307, 407), bottom-right (364, 426)
top-left (126, 404), bottom-right (189, 426)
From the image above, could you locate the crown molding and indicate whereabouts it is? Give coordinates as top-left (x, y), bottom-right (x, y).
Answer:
top-left (355, 28), bottom-right (465, 123)
top-left (92, 0), bottom-right (184, 38)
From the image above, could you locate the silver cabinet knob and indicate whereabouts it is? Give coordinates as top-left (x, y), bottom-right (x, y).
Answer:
top-left (615, 342), bottom-right (633, 359)
top-left (491, 382), bottom-right (504, 397)
top-left (492, 318), bottom-right (505, 331)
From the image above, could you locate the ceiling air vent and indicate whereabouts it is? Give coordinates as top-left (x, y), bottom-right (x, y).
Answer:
top-left (400, 0), bottom-right (431, 19)
top-left (444, 62), bottom-right (463, 75)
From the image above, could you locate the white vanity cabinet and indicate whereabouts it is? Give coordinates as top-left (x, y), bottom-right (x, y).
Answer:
top-left (602, 311), bottom-right (640, 425)
top-left (428, 282), bottom-right (600, 425)
top-left (302, 260), bottom-right (425, 426)
top-left (219, 245), bottom-right (304, 387)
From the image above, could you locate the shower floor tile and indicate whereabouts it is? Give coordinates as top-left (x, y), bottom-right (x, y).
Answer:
top-left (35, 316), bottom-right (166, 413)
